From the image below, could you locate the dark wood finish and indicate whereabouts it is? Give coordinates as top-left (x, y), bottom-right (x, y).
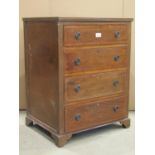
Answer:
top-left (24, 21), bottom-right (59, 130)
top-left (64, 45), bottom-right (128, 74)
top-left (65, 96), bottom-right (127, 132)
top-left (25, 114), bottom-right (72, 147)
top-left (51, 133), bottom-right (72, 147)
top-left (23, 17), bottom-right (132, 147)
top-left (25, 117), bottom-right (33, 126)
top-left (23, 17), bottom-right (133, 22)
top-left (65, 70), bottom-right (127, 102)
top-left (120, 118), bottom-right (130, 128)
top-left (58, 23), bottom-right (65, 134)
top-left (64, 23), bottom-right (129, 46)
top-left (26, 114), bottom-right (57, 133)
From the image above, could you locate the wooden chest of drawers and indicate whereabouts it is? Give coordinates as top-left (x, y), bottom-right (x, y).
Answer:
top-left (24, 17), bottom-right (132, 147)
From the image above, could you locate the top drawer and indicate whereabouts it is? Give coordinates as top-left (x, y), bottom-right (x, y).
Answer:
top-left (64, 23), bottom-right (129, 46)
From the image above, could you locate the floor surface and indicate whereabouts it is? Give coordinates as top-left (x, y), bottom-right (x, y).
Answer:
top-left (19, 111), bottom-right (134, 155)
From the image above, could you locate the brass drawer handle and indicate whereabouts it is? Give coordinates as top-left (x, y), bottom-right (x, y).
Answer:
top-left (74, 84), bottom-right (81, 92)
top-left (74, 114), bottom-right (81, 121)
top-left (113, 105), bottom-right (119, 112)
top-left (75, 32), bottom-right (81, 40)
top-left (113, 55), bottom-right (120, 62)
top-left (74, 58), bottom-right (81, 65)
top-left (113, 80), bottom-right (119, 87)
top-left (114, 31), bottom-right (121, 38)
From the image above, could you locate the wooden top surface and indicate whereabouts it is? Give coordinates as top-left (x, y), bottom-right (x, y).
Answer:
top-left (23, 17), bottom-right (133, 22)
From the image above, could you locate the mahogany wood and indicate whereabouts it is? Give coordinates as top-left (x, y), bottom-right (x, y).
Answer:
top-left (23, 17), bottom-right (132, 147)
top-left (120, 118), bottom-right (131, 128)
top-left (64, 23), bottom-right (129, 46)
top-left (65, 70), bottom-right (127, 102)
top-left (25, 117), bottom-right (33, 126)
top-left (64, 45), bottom-right (129, 74)
top-left (24, 21), bottom-right (59, 130)
top-left (65, 96), bottom-right (127, 132)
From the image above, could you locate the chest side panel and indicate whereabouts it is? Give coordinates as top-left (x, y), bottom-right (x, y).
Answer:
top-left (24, 21), bottom-right (59, 130)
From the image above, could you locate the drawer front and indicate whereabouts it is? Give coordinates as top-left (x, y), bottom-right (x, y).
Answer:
top-left (65, 96), bottom-right (128, 132)
top-left (65, 71), bottom-right (127, 102)
top-left (64, 46), bottom-right (128, 74)
top-left (64, 23), bottom-right (129, 46)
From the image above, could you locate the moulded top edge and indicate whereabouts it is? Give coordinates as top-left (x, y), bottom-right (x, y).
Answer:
top-left (23, 17), bottom-right (133, 22)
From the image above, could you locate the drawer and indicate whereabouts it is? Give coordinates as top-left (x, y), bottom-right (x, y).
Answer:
top-left (64, 23), bottom-right (129, 46)
top-left (64, 46), bottom-right (128, 74)
top-left (65, 96), bottom-right (128, 132)
top-left (65, 70), bottom-right (127, 102)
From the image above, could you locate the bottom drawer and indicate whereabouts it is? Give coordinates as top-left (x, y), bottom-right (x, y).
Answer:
top-left (65, 96), bottom-right (128, 132)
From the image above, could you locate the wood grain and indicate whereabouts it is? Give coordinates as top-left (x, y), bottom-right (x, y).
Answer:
top-left (64, 23), bottom-right (129, 46)
top-left (23, 17), bottom-right (133, 22)
top-left (65, 96), bottom-right (128, 132)
top-left (23, 17), bottom-right (132, 146)
top-left (64, 45), bottom-right (129, 74)
top-left (65, 70), bottom-right (127, 102)
top-left (24, 21), bottom-right (59, 130)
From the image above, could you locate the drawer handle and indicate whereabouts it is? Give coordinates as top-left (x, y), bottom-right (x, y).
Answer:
top-left (74, 58), bottom-right (81, 65)
top-left (113, 105), bottom-right (119, 112)
top-left (74, 84), bottom-right (81, 92)
top-left (114, 31), bottom-right (121, 38)
top-left (113, 55), bottom-right (120, 62)
top-left (75, 32), bottom-right (81, 40)
top-left (74, 114), bottom-right (81, 121)
top-left (113, 80), bottom-right (119, 87)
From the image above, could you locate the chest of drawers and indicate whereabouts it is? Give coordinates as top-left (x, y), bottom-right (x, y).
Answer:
top-left (24, 17), bottom-right (132, 147)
